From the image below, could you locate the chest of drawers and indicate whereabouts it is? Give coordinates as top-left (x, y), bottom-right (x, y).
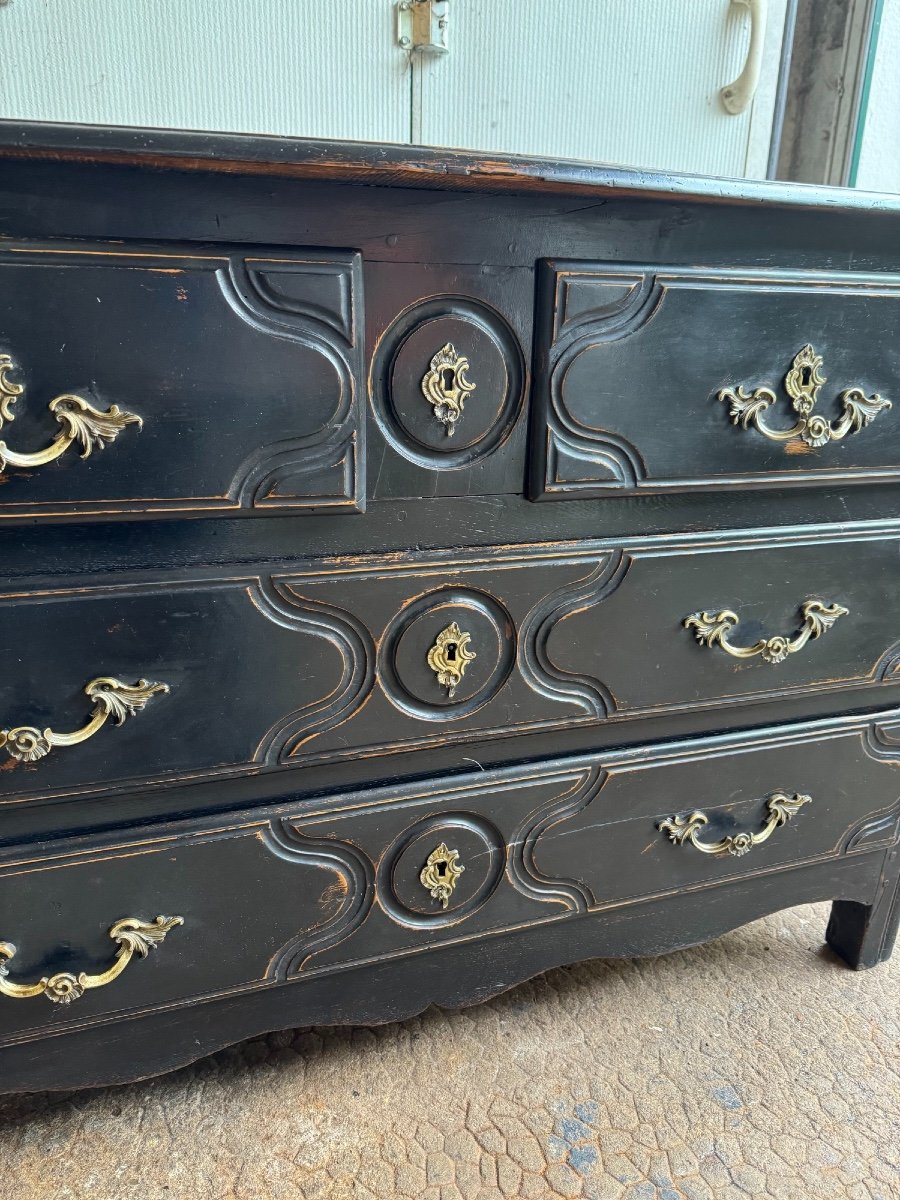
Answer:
top-left (0, 123), bottom-right (898, 1093)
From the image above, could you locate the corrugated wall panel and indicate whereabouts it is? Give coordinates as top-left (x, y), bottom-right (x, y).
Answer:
top-left (0, 0), bottom-right (409, 143)
top-left (417, 0), bottom-right (786, 178)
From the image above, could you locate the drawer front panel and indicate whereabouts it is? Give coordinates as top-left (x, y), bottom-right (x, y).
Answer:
top-left (531, 262), bottom-right (900, 499)
top-left (0, 242), bottom-right (364, 520)
top-left (1, 710), bottom-right (897, 1047)
top-left (365, 261), bottom-right (530, 501)
top-left (3, 532), bottom-right (900, 803)
top-left (0, 819), bottom-right (373, 1041)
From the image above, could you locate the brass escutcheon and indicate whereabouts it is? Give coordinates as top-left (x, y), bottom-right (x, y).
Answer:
top-left (419, 843), bottom-right (465, 909)
top-left (426, 622), bottom-right (476, 698)
top-left (420, 343), bottom-right (475, 436)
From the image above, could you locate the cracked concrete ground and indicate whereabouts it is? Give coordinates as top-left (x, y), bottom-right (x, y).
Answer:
top-left (0, 903), bottom-right (897, 1200)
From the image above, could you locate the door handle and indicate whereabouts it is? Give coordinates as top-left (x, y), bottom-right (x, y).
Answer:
top-left (721, 0), bottom-right (767, 114)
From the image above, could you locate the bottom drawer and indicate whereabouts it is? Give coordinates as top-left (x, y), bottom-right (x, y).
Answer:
top-left (1, 709), bottom-right (899, 1047)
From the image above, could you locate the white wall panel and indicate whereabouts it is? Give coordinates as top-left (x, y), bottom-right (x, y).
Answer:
top-left (0, 0), bottom-right (409, 143)
top-left (417, 0), bottom-right (787, 178)
top-left (855, 0), bottom-right (900, 193)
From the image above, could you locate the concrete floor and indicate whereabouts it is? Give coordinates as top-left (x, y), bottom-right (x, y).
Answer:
top-left (0, 902), bottom-right (897, 1200)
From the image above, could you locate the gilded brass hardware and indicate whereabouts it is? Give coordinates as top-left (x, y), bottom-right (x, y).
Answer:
top-left (0, 353), bottom-right (142, 472)
top-left (684, 599), bottom-right (847, 664)
top-left (1, 677), bottom-right (169, 764)
top-left (659, 792), bottom-right (811, 858)
top-left (419, 843), bottom-right (464, 908)
top-left (426, 621), bottom-right (476, 698)
top-left (421, 343), bottom-right (475, 436)
top-left (718, 344), bottom-right (890, 448)
top-left (0, 916), bottom-right (183, 1003)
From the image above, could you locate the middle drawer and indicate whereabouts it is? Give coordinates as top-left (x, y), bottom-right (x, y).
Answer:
top-left (3, 530), bottom-right (900, 802)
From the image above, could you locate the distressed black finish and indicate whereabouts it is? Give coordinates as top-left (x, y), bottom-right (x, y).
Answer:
top-left (0, 123), bottom-right (898, 1092)
top-left (531, 261), bottom-right (900, 498)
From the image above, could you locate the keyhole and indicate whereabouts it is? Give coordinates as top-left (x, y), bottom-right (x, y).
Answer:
top-left (436, 862), bottom-right (447, 877)
top-left (445, 642), bottom-right (458, 662)
top-left (801, 366), bottom-right (812, 388)
top-left (441, 367), bottom-right (456, 393)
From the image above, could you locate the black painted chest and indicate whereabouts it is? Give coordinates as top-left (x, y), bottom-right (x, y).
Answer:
top-left (0, 125), bottom-right (898, 1091)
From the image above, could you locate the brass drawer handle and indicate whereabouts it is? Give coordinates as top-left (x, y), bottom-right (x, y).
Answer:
top-left (659, 792), bottom-right (811, 858)
top-left (0, 354), bottom-right (142, 472)
top-left (684, 598), bottom-right (847, 664)
top-left (0, 915), bottom-right (183, 1004)
top-left (718, 344), bottom-right (890, 449)
top-left (1, 676), bottom-right (169, 764)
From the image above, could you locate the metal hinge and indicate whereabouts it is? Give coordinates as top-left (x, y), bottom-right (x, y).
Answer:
top-left (396, 0), bottom-right (449, 54)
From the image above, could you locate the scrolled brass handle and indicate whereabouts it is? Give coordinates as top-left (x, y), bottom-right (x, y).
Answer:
top-left (1, 677), bottom-right (169, 764)
top-left (659, 792), bottom-right (810, 857)
top-left (718, 344), bottom-right (890, 449)
top-left (0, 916), bottom-right (183, 1003)
top-left (684, 599), bottom-right (847, 664)
top-left (0, 353), bottom-right (142, 472)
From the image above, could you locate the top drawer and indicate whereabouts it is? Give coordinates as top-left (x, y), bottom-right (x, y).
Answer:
top-left (531, 262), bottom-right (900, 500)
top-left (0, 241), bottom-right (365, 521)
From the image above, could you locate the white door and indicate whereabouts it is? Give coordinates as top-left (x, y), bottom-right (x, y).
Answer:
top-left (0, 0), bottom-right (409, 144)
top-left (0, 1), bottom-right (787, 178)
top-left (414, 0), bottom-right (789, 178)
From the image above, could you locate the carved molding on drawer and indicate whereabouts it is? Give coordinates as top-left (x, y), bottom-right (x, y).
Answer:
top-left (253, 547), bottom-right (627, 775)
top-left (842, 726), bottom-right (900, 853)
top-left (223, 259), bottom-right (363, 512)
top-left (531, 261), bottom-right (900, 501)
top-left (377, 812), bottom-right (506, 929)
top-left (0, 242), bottom-right (365, 520)
top-left (252, 577), bottom-right (377, 763)
top-left (843, 810), bottom-right (900, 854)
top-left (369, 296), bottom-right (526, 470)
top-left (873, 640), bottom-right (900, 684)
top-left (261, 821), bottom-right (375, 978)
top-left (862, 719), bottom-right (900, 762)
top-left (533, 270), bottom-right (660, 497)
top-left (518, 551), bottom-right (626, 717)
top-left (507, 765), bottom-right (603, 912)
